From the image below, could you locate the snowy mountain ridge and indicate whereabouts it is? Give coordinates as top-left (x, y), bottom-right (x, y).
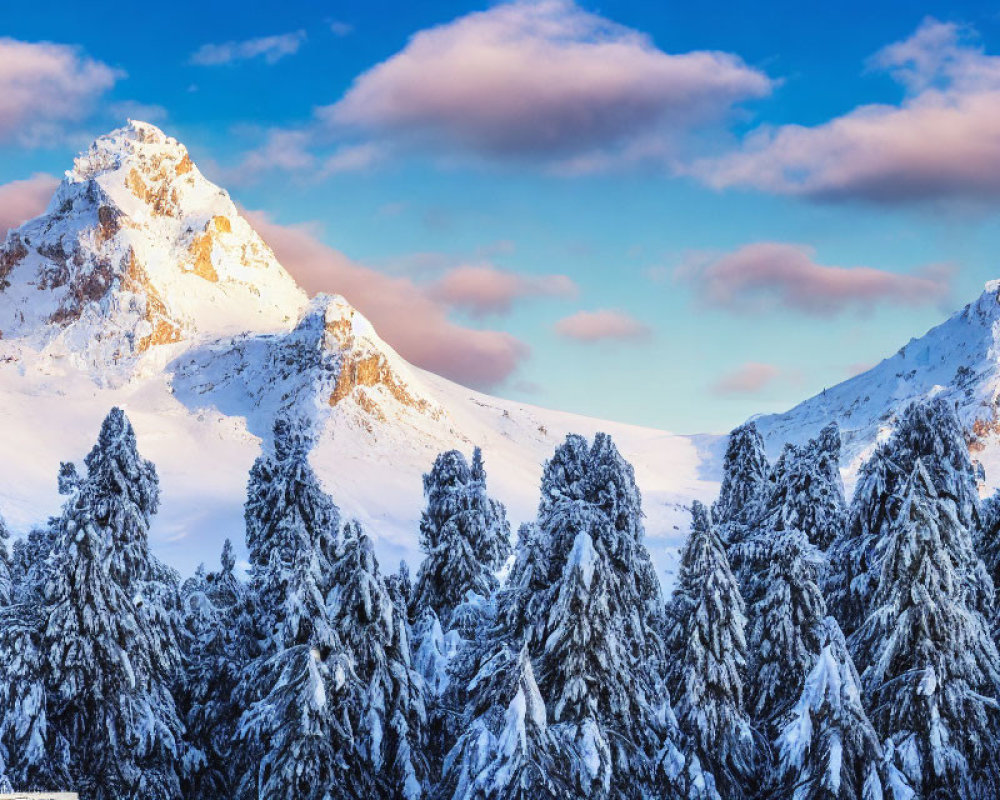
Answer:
top-left (4, 120), bottom-right (1000, 583)
top-left (0, 122), bottom-right (713, 580)
top-left (756, 280), bottom-right (1000, 492)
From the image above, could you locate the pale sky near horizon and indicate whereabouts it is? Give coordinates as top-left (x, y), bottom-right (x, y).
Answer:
top-left (4, 0), bottom-right (1000, 433)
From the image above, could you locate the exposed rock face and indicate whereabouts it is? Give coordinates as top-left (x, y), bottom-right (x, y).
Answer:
top-left (0, 120), bottom-right (308, 378)
top-left (324, 299), bottom-right (440, 420)
top-left (171, 294), bottom-right (445, 443)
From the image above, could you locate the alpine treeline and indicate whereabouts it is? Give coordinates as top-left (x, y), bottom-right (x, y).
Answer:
top-left (0, 399), bottom-right (998, 798)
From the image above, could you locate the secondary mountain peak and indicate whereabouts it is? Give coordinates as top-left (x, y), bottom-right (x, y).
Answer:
top-left (756, 278), bottom-right (1000, 479)
top-left (0, 121), bottom-right (308, 378)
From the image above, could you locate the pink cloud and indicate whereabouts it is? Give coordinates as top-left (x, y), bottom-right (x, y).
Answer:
top-left (846, 362), bottom-right (876, 377)
top-left (0, 174), bottom-right (59, 239)
top-left (322, 0), bottom-right (771, 161)
top-left (554, 309), bottom-right (651, 342)
top-left (244, 211), bottom-right (529, 389)
top-left (692, 19), bottom-right (1000, 203)
top-left (189, 31), bottom-right (306, 66)
top-left (711, 362), bottom-right (782, 395)
top-left (0, 38), bottom-right (120, 145)
top-left (677, 242), bottom-right (952, 315)
top-left (432, 263), bottom-right (577, 317)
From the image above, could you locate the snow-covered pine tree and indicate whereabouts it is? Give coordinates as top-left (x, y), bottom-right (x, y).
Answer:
top-left (440, 645), bottom-right (565, 800)
top-left (747, 530), bottom-right (826, 735)
top-left (0, 516), bottom-right (10, 606)
top-left (665, 501), bottom-right (712, 687)
top-left (236, 415), bottom-right (367, 800)
top-left (40, 408), bottom-right (186, 799)
top-left (828, 398), bottom-right (992, 637)
top-left (179, 540), bottom-right (246, 800)
top-left (530, 433), bottom-right (677, 799)
top-left (328, 521), bottom-right (428, 800)
top-left (244, 416), bottom-right (340, 610)
top-left (237, 525), bottom-right (358, 800)
top-left (0, 601), bottom-right (54, 792)
top-left (670, 503), bottom-right (756, 800)
top-left (495, 523), bottom-right (550, 651)
top-left (853, 459), bottom-right (1000, 797)
top-left (981, 488), bottom-right (1000, 590)
top-left (713, 422), bottom-right (770, 539)
top-left (825, 444), bottom-right (904, 638)
top-left (410, 447), bottom-right (511, 634)
top-left (775, 617), bottom-right (913, 800)
top-left (763, 423), bottom-right (847, 552)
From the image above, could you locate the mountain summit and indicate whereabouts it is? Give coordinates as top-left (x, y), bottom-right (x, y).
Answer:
top-left (0, 122), bottom-right (710, 577)
top-left (0, 121), bottom-right (307, 378)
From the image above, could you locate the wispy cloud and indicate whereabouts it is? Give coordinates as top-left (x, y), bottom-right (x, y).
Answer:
top-left (432, 264), bottom-right (577, 317)
top-left (244, 210), bottom-right (530, 389)
top-left (227, 0), bottom-right (771, 180)
top-left (692, 18), bottom-right (1000, 204)
top-left (711, 362), bottom-right (782, 395)
top-left (0, 38), bottom-right (120, 146)
top-left (554, 309), bottom-right (651, 342)
top-left (322, 0), bottom-right (771, 166)
top-left (190, 31), bottom-right (306, 66)
top-left (676, 241), bottom-right (953, 315)
top-left (0, 174), bottom-right (60, 238)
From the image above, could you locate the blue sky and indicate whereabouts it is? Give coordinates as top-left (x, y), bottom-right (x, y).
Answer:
top-left (4, 0), bottom-right (1000, 432)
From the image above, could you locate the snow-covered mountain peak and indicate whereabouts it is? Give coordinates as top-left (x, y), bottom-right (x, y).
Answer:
top-left (0, 121), bottom-right (308, 380)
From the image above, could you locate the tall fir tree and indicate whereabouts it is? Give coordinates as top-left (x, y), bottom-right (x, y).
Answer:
top-left (328, 521), bottom-right (428, 800)
top-left (763, 423), bottom-right (847, 552)
top-left (826, 444), bottom-right (905, 638)
top-left (775, 617), bottom-right (913, 800)
top-left (38, 408), bottom-right (186, 799)
top-left (828, 398), bottom-right (992, 636)
top-left (853, 460), bottom-right (1000, 797)
top-left (530, 433), bottom-right (678, 799)
top-left (179, 540), bottom-right (246, 800)
top-left (665, 501), bottom-right (712, 684)
top-left (670, 504), bottom-right (756, 799)
top-left (747, 530), bottom-right (826, 735)
top-left (440, 645), bottom-right (564, 800)
top-left (712, 422), bottom-right (770, 540)
top-left (410, 447), bottom-right (511, 634)
top-left (236, 416), bottom-right (367, 800)
top-left (0, 515), bottom-right (10, 607)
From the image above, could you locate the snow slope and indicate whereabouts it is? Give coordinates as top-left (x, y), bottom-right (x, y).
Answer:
top-left (0, 122), bottom-right (716, 585)
top-left (7, 121), bottom-right (998, 587)
top-left (756, 281), bottom-right (1000, 494)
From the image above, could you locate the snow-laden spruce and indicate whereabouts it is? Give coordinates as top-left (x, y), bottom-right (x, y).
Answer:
top-left (443, 433), bottom-right (680, 800)
top-left (441, 645), bottom-right (565, 800)
top-left (764, 423), bottom-right (847, 552)
top-left (411, 447), bottom-right (511, 636)
top-left (236, 416), bottom-right (368, 800)
top-left (531, 433), bottom-right (677, 799)
top-left (828, 398), bottom-right (993, 636)
top-left (328, 521), bottom-right (429, 800)
top-left (733, 424), bottom-right (847, 605)
top-left (669, 503), bottom-right (756, 799)
top-left (747, 529), bottom-right (826, 734)
top-left (3, 408), bottom-right (188, 799)
top-left (712, 421), bottom-right (770, 540)
top-left (775, 617), bottom-right (913, 800)
top-left (853, 459), bottom-right (1000, 797)
top-left (0, 516), bottom-right (10, 607)
top-left (179, 540), bottom-right (246, 800)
